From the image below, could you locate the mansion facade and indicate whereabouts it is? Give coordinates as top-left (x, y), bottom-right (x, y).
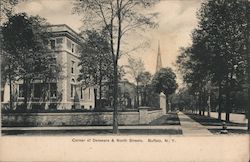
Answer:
top-left (2, 24), bottom-right (95, 110)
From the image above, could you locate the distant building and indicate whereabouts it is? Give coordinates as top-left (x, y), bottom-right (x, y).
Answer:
top-left (155, 41), bottom-right (167, 112)
top-left (118, 79), bottom-right (137, 110)
top-left (2, 24), bottom-right (95, 110)
top-left (156, 41), bottom-right (163, 72)
top-left (95, 79), bottom-right (137, 111)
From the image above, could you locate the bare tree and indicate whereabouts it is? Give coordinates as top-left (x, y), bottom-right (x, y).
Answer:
top-left (0, 0), bottom-right (19, 25)
top-left (73, 0), bottom-right (159, 133)
top-left (125, 57), bottom-right (145, 107)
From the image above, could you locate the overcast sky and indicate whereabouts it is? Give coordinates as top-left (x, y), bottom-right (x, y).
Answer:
top-left (15, 0), bottom-right (202, 85)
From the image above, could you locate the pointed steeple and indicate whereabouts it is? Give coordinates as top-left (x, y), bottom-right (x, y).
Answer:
top-left (156, 40), bottom-right (162, 72)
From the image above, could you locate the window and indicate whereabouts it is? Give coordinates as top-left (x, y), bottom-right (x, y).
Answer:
top-left (71, 84), bottom-right (75, 98)
top-left (71, 79), bottom-right (76, 98)
top-left (80, 87), bottom-right (83, 99)
top-left (88, 88), bottom-right (91, 100)
top-left (1, 90), bottom-right (3, 102)
top-left (71, 61), bottom-right (75, 74)
top-left (34, 83), bottom-right (42, 98)
top-left (71, 43), bottom-right (75, 53)
top-left (71, 84), bottom-right (74, 98)
top-left (18, 84), bottom-right (24, 97)
top-left (50, 40), bottom-right (56, 50)
top-left (50, 83), bottom-right (57, 98)
top-left (66, 39), bottom-right (76, 53)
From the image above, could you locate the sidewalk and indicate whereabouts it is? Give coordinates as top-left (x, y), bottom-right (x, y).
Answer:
top-left (178, 112), bottom-right (212, 136)
top-left (1, 125), bottom-right (180, 131)
top-left (1, 122), bottom-right (182, 135)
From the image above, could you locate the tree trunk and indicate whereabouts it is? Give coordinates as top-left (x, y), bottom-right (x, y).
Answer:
top-left (112, 61), bottom-right (118, 134)
top-left (202, 89), bottom-right (206, 116)
top-left (136, 80), bottom-right (139, 108)
top-left (98, 57), bottom-right (103, 109)
top-left (198, 93), bottom-right (202, 115)
top-left (165, 96), bottom-right (168, 113)
top-left (207, 94), bottom-right (211, 117)
top-left (226, 112), bottom-right (230, 121)
top-left (142, 89), bottom-right (146, 106)
top-left (99, 81), bottom-right (102, 109)
top-left (218, 82), bottom-right (222, 120)
top-left (94, 88), bottom-right (97, 109)
top-left (23, 78), bottom-right (28, 110)
top-left (225, 67), bottom-right (234, 122)
top-left (195, 95), bottom-right (198, 114)
top-left (225, 90), bottom-right (231, 121)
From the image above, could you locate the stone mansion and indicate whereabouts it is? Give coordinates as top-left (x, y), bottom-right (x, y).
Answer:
top-left (2, 24), bottom-right (95, 110)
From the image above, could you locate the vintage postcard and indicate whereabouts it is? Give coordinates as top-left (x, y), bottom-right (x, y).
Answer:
top-left (0, 0), bottom-right (249, 161)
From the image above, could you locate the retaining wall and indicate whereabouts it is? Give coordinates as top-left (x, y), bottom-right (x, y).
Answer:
top-left (2, 108), bottom-right (163, 127)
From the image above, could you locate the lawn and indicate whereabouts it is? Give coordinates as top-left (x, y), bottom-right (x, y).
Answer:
top-left (184, 113), bottom-right (248, 135)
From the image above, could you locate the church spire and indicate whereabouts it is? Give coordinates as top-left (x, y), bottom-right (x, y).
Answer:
top-left (156, 40), bottom-right (162, 72)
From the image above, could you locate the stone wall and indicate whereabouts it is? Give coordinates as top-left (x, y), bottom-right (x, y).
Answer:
top-left (148, 110), bottom-right (163, 122)
top-left (2, 109), bottom-right (163, 127)
top-left (139, 107), bottom-right (163, 124)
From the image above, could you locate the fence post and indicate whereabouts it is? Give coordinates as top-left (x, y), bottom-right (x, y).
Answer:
top-left (159, 92), bottom-right (166, 114)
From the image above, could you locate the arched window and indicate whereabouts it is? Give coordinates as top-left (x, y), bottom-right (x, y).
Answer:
top-left (71, 79), bottom-right (76, 98)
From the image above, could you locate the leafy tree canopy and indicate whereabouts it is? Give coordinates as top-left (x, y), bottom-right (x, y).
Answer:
top-left (78, 29), bottom-right (113, 88)
top-left (151, 67), bottom-right (178, 96)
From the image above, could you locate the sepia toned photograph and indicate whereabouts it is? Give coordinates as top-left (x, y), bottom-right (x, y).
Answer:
top-left (0, 0), bottom-right (249, 161)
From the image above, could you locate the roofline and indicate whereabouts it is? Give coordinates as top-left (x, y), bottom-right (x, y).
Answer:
top-left (46, 24), bottom-right (79, 35)
top-left (46, 24), bottom-right (84, 42)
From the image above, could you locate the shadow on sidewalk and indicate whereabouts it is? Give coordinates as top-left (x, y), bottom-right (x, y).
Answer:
top-left (149, 112), bottom-right (181, 126)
